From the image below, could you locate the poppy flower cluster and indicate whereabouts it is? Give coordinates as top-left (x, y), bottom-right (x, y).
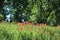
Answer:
top-left (19, 22), bottom-right (25, 26)
top-left (17, 22), bottom-right (25, 26)
top-left (39, 23), bottom-right (46, 27)
top-left (16, 21), bottom-right (46, 27)
top-left (26, 21), bottom-right (32, 25)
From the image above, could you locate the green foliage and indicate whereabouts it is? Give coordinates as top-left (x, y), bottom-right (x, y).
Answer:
top-left (47, 10), bottom-right (56, 26)
top-left (0, 0), bottom-right (60, 25)
top-left (0, 13), bottom-right (4, 21)
top-left (0, 22), bottom-right (60, 40)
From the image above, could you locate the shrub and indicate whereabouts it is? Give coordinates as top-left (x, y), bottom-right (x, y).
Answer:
top-left (47, 10), bottom-right (56, 26)
top-left (0, 13), bottom-right (4, 21)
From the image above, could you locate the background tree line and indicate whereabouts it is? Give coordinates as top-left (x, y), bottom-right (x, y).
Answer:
top-left (0, 0), bottom-right (60, 26)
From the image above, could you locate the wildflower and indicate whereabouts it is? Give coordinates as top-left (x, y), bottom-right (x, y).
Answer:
top-left (20, 22), bottom-right (25, 26)
top-left (39, 23), bottom-right (43, 27)
top-left (39, 23), bottom-right (46, 27)
top-left (19, 28), bottom-right (22, 31)
top-left (16, 22), bottom-right (20, 24)
top-left (35, 23), bottom-right (39, 26)
top-left (27, 21), bottom-right (32, 25)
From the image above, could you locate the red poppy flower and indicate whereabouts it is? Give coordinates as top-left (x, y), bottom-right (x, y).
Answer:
top-left (16, 22), bottom-right (19, 24)
top-left (20, 22), bottom-right (25, 26)
top-left (36, 23), bottom-right (39, 26)
top-left (39, 23), bottom-right (46, 27)
top-left (27, 21), bottom-right (32, 25)
top-left (19, 28), bottom-right (22, 31)
top-left (39, 23), bottom-right (43, 26)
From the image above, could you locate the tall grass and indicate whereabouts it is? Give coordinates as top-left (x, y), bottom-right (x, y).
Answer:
top-left (0, 22), bottom-right (60, 40)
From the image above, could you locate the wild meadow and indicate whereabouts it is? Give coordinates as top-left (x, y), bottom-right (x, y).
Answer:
top-left (0, 0), bottom-right (60, 40)
top-left (0, 21), bottom-right (60, 40)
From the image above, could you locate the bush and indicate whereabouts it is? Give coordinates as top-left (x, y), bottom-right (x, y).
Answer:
top-left (0, 13), bottom-right (4, 21)
top-left (47, 10), bottom-right (56, 26)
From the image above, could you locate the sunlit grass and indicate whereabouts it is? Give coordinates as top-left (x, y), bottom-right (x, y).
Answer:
top-left (0, 22), bottom-right (60, 40)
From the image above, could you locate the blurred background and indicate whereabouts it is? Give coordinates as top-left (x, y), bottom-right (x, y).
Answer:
top-left (0, 0), bottom-right (60, 26)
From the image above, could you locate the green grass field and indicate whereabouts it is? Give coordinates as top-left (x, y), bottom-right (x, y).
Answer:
top-left (0, 22), bottom-right (60, 40)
